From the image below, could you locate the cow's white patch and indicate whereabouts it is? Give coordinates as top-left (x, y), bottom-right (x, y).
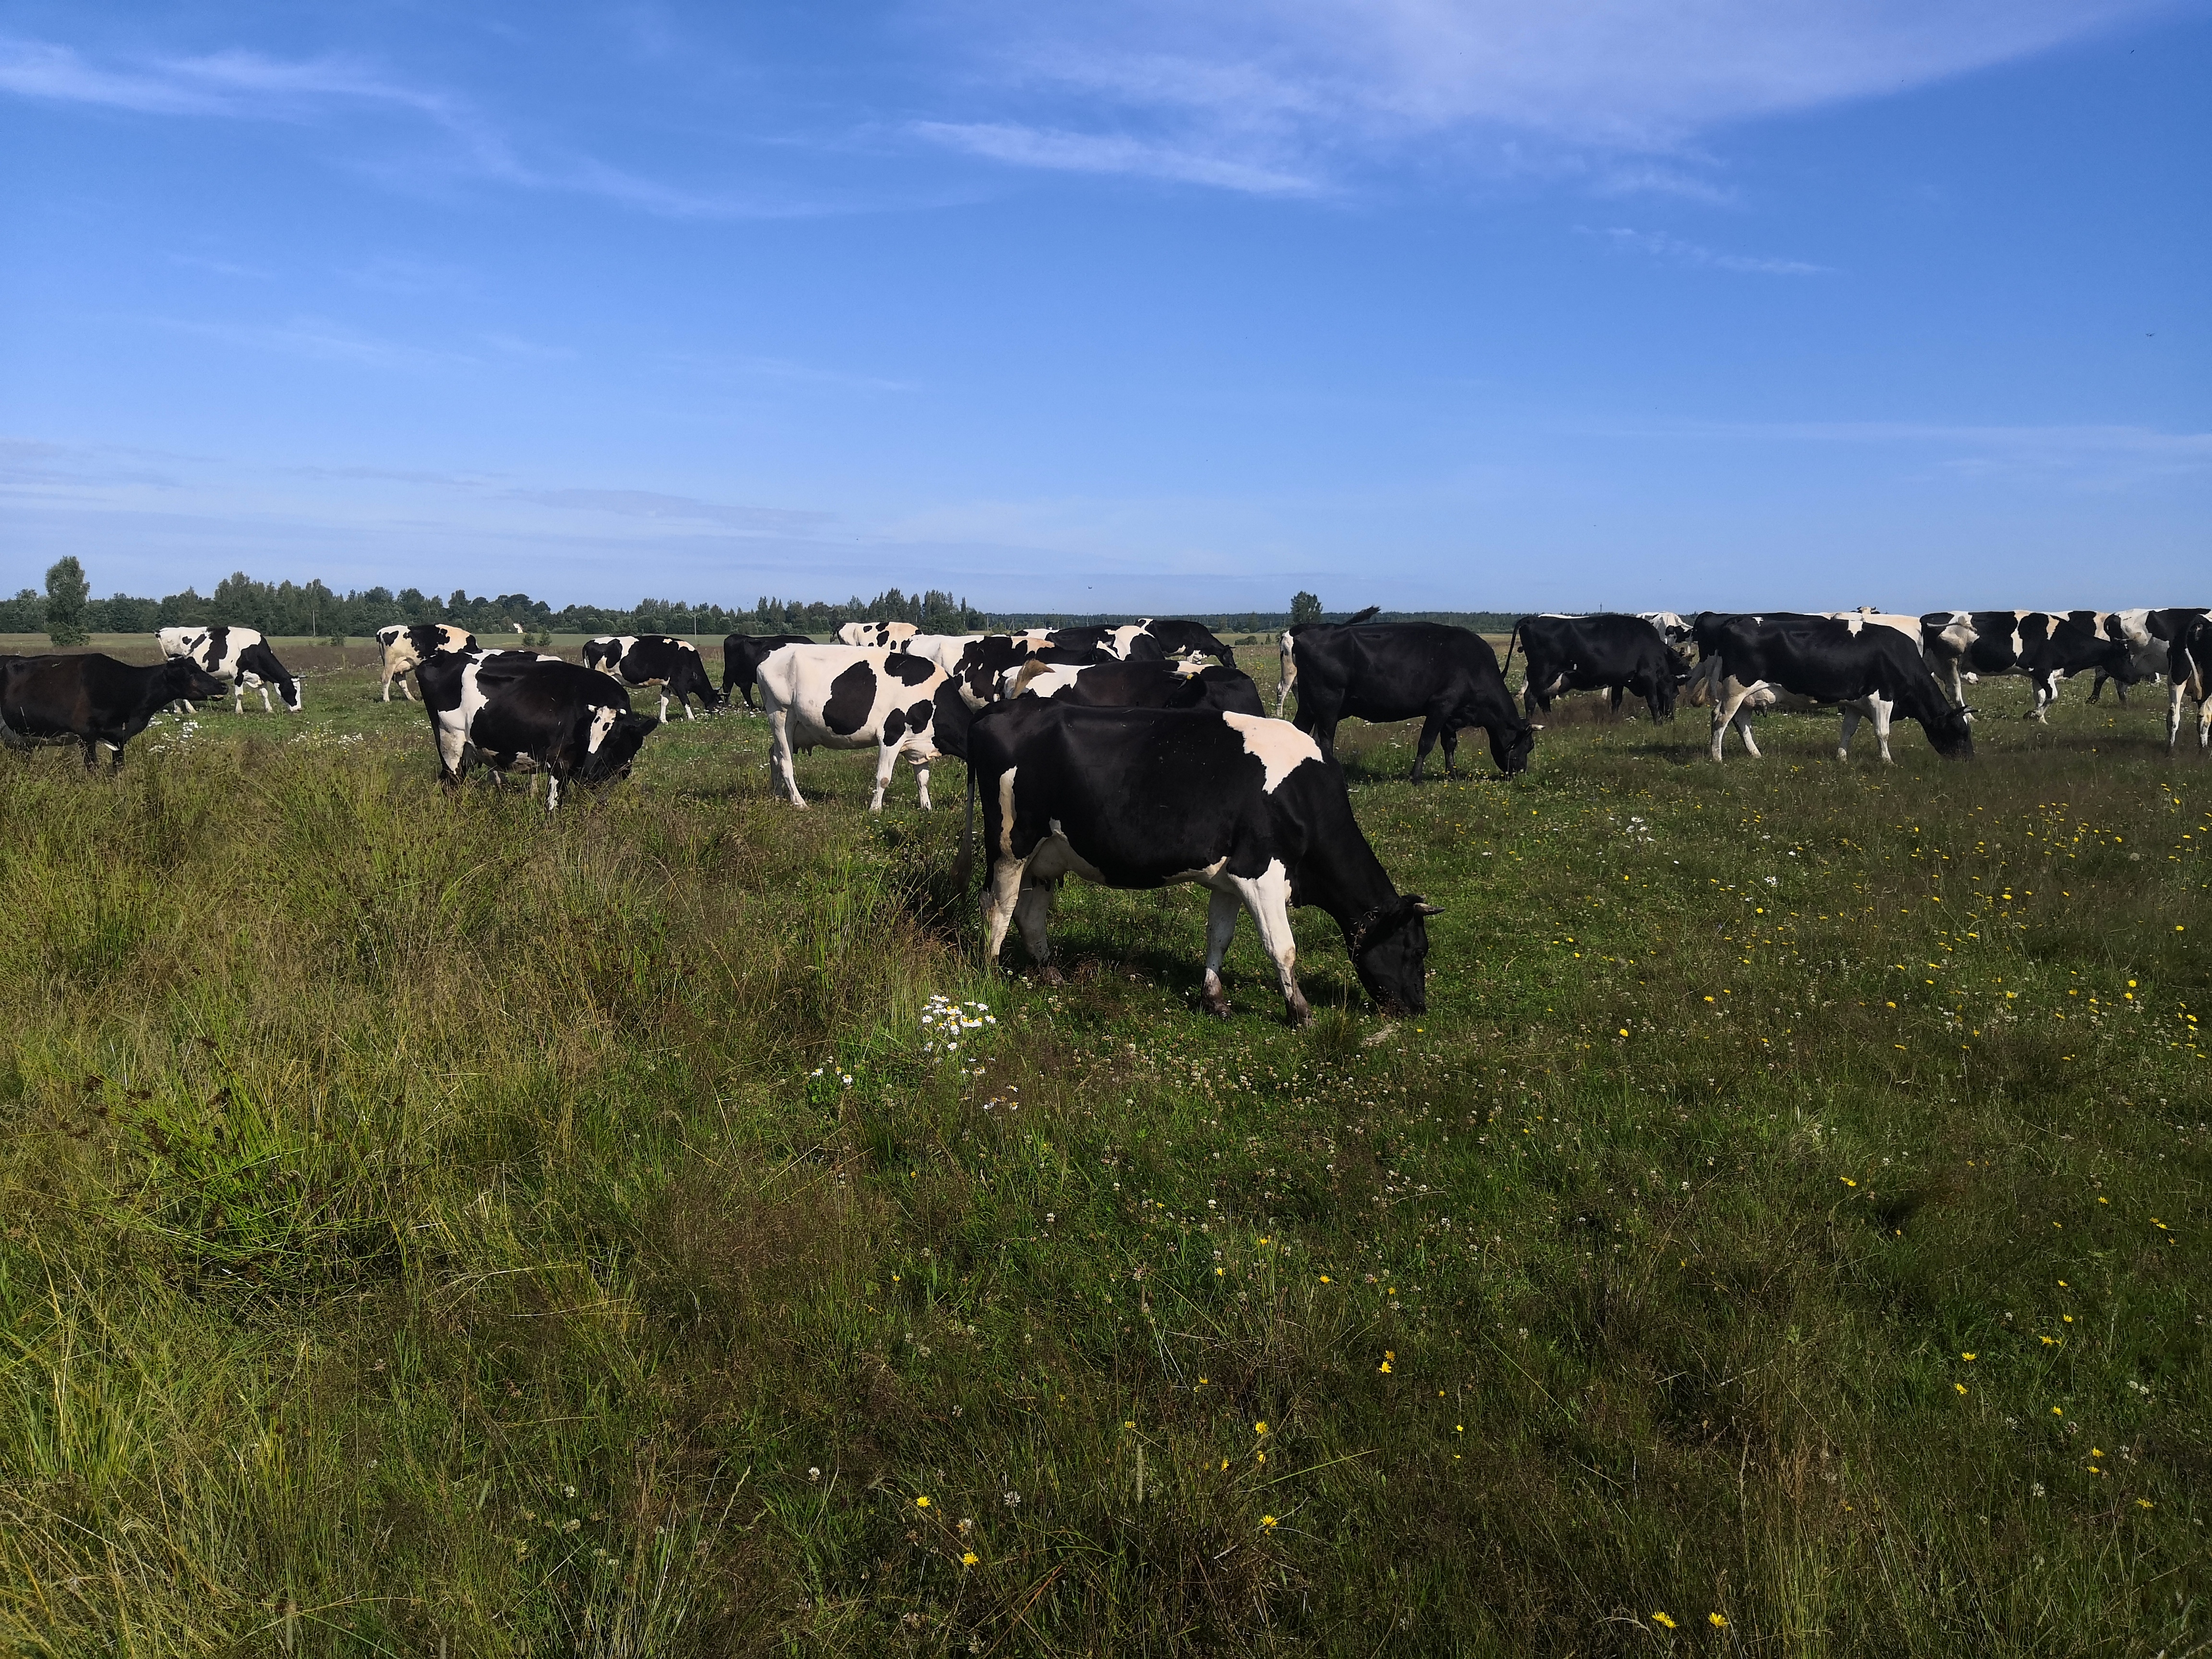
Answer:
top-left (585, 706), bottom-right (618, 755)
top-left (997, 766), bottom-right (1020, 854)
top-left (1221, 711), bottom-right (1321, 793)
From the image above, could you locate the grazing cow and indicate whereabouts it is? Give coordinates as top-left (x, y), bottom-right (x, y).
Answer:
top-left (376, 624), bottom-right (478, 701)
top-left (583, 636), bottom-right (722, 721)
top-left (1503, 613), bottom-right (1690, 721)
top-left (1277, 615), bottom-right (1532, 778)
top-left (1699, 614), bottom-right (1973, 762)
top-left (938, 634), bottom-right (1103, 707)
top-left (721, 632), bottom-right (813, 709)
top-left (2168, 613), bottom-right (2212, 753)
top-left (1274, 606), bottom-right (1378, 717)
top-left (2092, 608), bottom-right (2210, 704)
top-left (415, 651), bottom-right (657, 812)
top-left (1, 653), bottom-right (229, 770)
top-left (1043, 623), bottom-right (1168, 663)
top-left (1918, 611), bottom-right (2140, 719)
top-left (756, 646), bottom-right (976, 810)
top-left (971, 701), bottom-right (1439, 1022)
top-left (1007, 658), bottom-right (1266, 716)
top-left (157, 624), bottom-right (302, 714)
top-left (838, 620), bottom-right (919, 648)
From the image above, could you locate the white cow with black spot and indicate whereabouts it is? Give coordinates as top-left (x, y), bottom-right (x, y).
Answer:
top-left (755, 645), bottom-right (976, 810)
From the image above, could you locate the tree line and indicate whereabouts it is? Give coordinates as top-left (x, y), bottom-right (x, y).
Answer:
top-left (4, 564), bottom-right (1515, 646)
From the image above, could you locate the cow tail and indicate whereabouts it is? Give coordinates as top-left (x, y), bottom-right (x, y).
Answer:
top-left (954, 762), bottom-right (976, 895)
top-left (1501, 621), bottom-right (1521, 678)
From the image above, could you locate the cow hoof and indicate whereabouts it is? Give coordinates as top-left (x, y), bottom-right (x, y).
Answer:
top-left (1037, 964), bottom-right (1065, 986)
top-left (1202, 991), bottom-right (1232, 1018)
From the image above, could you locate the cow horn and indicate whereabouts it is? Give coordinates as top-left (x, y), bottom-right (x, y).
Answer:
top-left (1411, 899), bottom-right (1443, 915)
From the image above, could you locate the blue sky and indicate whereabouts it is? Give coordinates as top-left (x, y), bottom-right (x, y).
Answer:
top-left (2, 1), bottom-right (2206, 614)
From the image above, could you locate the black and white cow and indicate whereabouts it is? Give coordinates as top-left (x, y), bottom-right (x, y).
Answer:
top-left (582, 636), bottom-right (722, 721)
top-left (2091, 608), bottom-right (2210, 705)
top-left (1918, 611), bottom-right (2140, 720)
top-left (2167, 613), bottom-right (2212, 753)
top-left (1699, 614), bottom-right (1973, 762)
top-left (971, 701), bottom-right (1439, 1023)
top-left (1041, 623), bottom-right (1168, 663)
top-left (1, 653), bottom-right (229, 770)
top-left (1503, 613), bottom-right (1690, 721)
top-left (838, 620), bottom-right (919, 648)
top-left (1276, 614), bottom-right (1532, 778)
top-left (415, 651), bottom-right (657, 812)
top-left (157, 624), bottom-right (302, 714)
top-left (1006, 657), bottom-right (1266, 716)
top-left (1637, 611), bottom-right (1696, 649)
top-left (376, 624), bottom-right (478, 702)
top-left (721, 632), bottom-right (814, 709)
top-left (755, 646), bottom-right (976, 810)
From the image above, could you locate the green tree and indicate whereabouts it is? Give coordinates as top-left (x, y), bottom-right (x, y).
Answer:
top-left (44, 557), bottom-right (91, 648)
top-left (1290, 590), bottom-right (1323, 626)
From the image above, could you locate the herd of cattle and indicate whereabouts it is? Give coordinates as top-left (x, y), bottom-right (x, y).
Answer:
top-left (0, 604), bottom-right (2205, 1020)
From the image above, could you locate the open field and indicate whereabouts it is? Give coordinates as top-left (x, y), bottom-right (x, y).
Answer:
top-left (1, 644), bottom-right (2206, 1655)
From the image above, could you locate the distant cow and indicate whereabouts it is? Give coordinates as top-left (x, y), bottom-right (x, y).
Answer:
top-left (756, 646), bottom-right (976, 810)
top-left (1277, 614), bottom-right (1532, 778)
top-left (1918, 611), bottom-right (2140, 719)
top-left (415, 651), bottom-right (657, 812)
top-left (376, 624), bottom-right (478, 702)
top-left (2168, 613), bottom-right (2212, 753)
top-left (583, 636), bottom-right (721, 721)
top-left (1504, 613), bottom-right (1689, 721)
top-left (1007, 658), bottom-right (1266, 716)
top-left (157, 624), bottom-right (302, 714)
top-left (1, 653), bottom-right (229, 770)
top-left (2092, 608), bottom-right (2210, 704)
top-left (1700, 614), bottom-right (1973, 763)
top-left (721, 632), bottom-right (813, 709)
top-left (838, 620), bottom-right (919, 649)
top-left (1638, 612), bottom-right (1695, 649)
top-left (970, 701), bottom-right (1439, 1022)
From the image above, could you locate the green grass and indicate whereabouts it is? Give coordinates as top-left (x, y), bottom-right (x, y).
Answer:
top-left (0, 651), bottom-right (2206, 1655)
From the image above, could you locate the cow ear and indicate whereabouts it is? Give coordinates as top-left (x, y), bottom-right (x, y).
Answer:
top-left (1413, 902), bottom-right (1443, 916)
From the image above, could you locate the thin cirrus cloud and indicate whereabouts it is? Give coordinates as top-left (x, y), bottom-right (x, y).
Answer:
top-left (1582, 225), bottom-right (1829, 276)
top-left (920, 0), bottom-right (2185, 192)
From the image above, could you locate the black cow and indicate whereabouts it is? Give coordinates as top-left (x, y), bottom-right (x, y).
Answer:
top-left (1503, 613), bottom-right (1689, 721)
top-left (2169, 613), bottom-right (2212, 753)
top-left (582, 635), bottom-right (722, 721)
top-left (721, 632), bottom-right (813, 709)
top-left (1, 653), bottom-right (229, 770)
top-left (1701, 614), bottom-right (1973, 762)
top-left (1007, 658), bottom-right (1266, 716)
top-left (1918, 611), bottom-right (2140, 720)
top-left (416, 651), bottom-right (658, 812)
top-left (2091, 608), bottom-right (2211, 705)
top-left (971, 701), bottom-right (1439, 1022)
top-left (1277, 615), bottom-right (1532, 778)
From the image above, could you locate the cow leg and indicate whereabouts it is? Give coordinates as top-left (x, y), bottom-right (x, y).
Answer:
top-left (2027, 672), bottom-right (2056, 722)
top-left (1232, 866), bottom-right (1308, 1025)
top-left (1200, 887), bottom-right (1240, 1017)
top-left (656, 691), bottom-right (672, 722)
top-left (545, 773), bottom-right (563, 814)
top-left (257, 684), bottom-right (274, 714)
top-left (80, 737), bottom-right (100, 771)
top-left (913, 758), bottom-right (933, 812)
top-left (868, 741), bottom-right (899, 812)
top-left (1012, 878), bottom-right (1058, 980)
top-left (769, 711), bottom-right (805, 806)
top-left (1872, 695), bottom-right (1896, 762)
top-left (2169, 682), bottom-right (2187, 751)
top-left (1838, 705), bottom-right (1862, 759)
top-left (2200, 697), bottom-right (2212, 753)
top-left (1735, 709), bottom-right (1763, 758)
top-left (981, 853), bottom-right (1034, 966)
top-left (1439, 724), bottom-right (1460, 777)
top-left (1410, 715), bottom-right (1445, 782)
top-left (1710, 682), bottom-right (1752, 762)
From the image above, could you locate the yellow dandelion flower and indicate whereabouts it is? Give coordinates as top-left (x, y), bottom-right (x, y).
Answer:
top-left (961, 1551), bottom-right (979, 1566)
top-left (1709, 1612), bottom-right (1728, 1629)
top-left (1319, 1275), bottom-right (1331, 1284)
top-left (915, 1495), bottom-right (930, 1508)
top-left (2052, 1407), bottom-right (2063, 1416)
top-left (1254, 1421), bottom-right (1268, 1435)
top-left (1955, 1383), bottom-right (1968, 1395)
top-left (1652, 1611), bottom-right (1676, 1630)
top-left (1260, 1515), bottom-right (1277, 1528)
top-left (1961, 1352), bottom-right (1975, 1361)
top-left (2139, 1499), bottom-right (2155, 1509)
top-left (1841, 1177), bottom-right (1857, 1187)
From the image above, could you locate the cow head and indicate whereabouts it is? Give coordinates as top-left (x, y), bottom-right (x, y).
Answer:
top-left (1491, 716), bottom-right (1536, 775)
top-left (162, 658), bottom-right (231, 706)
top-left (1349, 895), bottom-right (1443, 1015)
top-left (1922, 701), bottom-right (1976, 760)
top-left (577, 709), bottom-right (660, 785)
top-left (274, 672), bottom-right (304, 712)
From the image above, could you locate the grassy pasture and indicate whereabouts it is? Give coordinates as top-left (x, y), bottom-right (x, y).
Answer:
top-left (0, 642), bottom-right (2205, 1656)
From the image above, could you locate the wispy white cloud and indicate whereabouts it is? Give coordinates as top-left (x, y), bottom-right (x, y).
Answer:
top-left (156, 314), bottom-right (475, 370)
top-left (912, 120), bottom-right (1319, 194)
top-left (1582, 224), bottom-right (1829, 275)
top-left (510, 487), bottom-right (835, 535)
top-left (920, 0), bottom-right (2180, 193)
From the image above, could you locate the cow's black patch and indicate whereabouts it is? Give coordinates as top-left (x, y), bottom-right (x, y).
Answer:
top-left (886, 652), bottom-right (936, 685)
top-left (883, 706), bottom-right (908, 743)
top-left (908, 698), bottom-right (933, 731)
top-left (824, 661), bottom-right (878, 735)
